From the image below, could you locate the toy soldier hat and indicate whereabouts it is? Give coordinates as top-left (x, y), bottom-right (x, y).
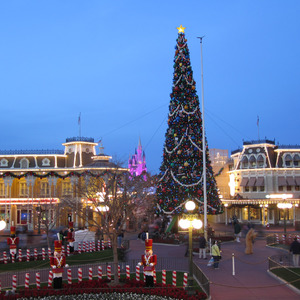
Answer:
top-left (10, 226), bottom-right (16, 235)
top-left (54, 240), bottom-right (62, 252)
top-left (145, 239), bottom-right (153, 251)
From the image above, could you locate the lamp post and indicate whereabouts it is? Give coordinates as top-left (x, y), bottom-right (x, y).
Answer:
top-left (266, 194), bottom-right (293, 235)
top-left (179, 200), bottom-right (202, 295)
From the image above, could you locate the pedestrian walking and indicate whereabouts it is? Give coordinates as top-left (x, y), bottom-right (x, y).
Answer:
top-left (289, 237), bottom-right (300, 266)
top-left (234, 221), bottom-right (242, 242)
top-left (211, 240), bottom-right (221, 269)
top-left (199, 233), bottom-right (207, 259)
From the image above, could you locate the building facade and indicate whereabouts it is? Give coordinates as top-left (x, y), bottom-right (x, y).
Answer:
top-left (214, 140), bottom-right (300, 227)
top-left (0, 137), bottom-right (128, 232)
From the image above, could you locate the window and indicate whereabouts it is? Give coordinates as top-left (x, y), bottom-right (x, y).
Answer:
top-left (19, 183), bottom-right (29, 197)
top-left (287, 186), bottom-right (292, 191)
top-left (249, 155), bottom-right (256, 168)
top-left (244, 186), bottom-right (250, 192)
top-left (42, 158), bottom-right (50, 166)
top-left (241, 156), bottom-right (248, 169)
top-left (17, 209), bottom-right (32, 225)
top-left (259, 186), bottom-right (265, 192)
top-left (257, 155), bottom-right (264, 168)
top-left (252, 186), bottom-right (257, 192)
top-left (20, 158), bottom-right (29, 169)
top-left (0, 159), bottom-right (8, 167)
top-left (0, 183), bottom-right (7, 197)
top-left (285, 154), bottom-right (292, 167)
top-left (40, 182), bottom-right (49, 197)
top-left (294, 154), bottom-right (300, 167)
top-left (62, 182), bottom-right (72, 196)
top-left (278, 186), bottom-right (283, 191)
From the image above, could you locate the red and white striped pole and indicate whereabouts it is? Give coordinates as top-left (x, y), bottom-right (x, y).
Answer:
top-left (34, 248), bottom-right (38, 261)
top-left (67, 269), bottom-right (72, 285)
top-left (97, 240), bottom-right (101, 251)
top-left (93, 241), bottom-right (96, 252)
top-left (82, 242), bottom-right (86, 253)
top-left (153, 269), bottom-right (156, 284)
top-left (98, 266), bottom-right (102, 280)
top-left (42, 248), bottom-right (46, 261)
top-left (89, 241), bottom-right (92, 253)
top-left (26, 249), bottom-right (30, 262)
top-left (25, 273), bottom-right (30, 289)
top-left (183, 272), bottom-right (188, 287)
top-left (62, 245), bottom-right (65, 256)
top-left (3, 251), bottom-right (7, 264)
top-left (136, 265), bottom-right (140, 282)
top-left (48, 247), bottom-right (52, 258)
top-left (89, 267), bottom-right (93, 280)
top-left (101, 241), bottom-right (104, 251)
top-left (48, 271), bottom-right (53, 288)
top-left (172, 271), bottom-right (176, 286)
top-left (275, 234), bottom-right (279, 244)
top-left (108, 239), bottom-right (111, 248)
top-left (12, 274), bottom-right (17, 291)
top-left (118, 265), bottom-right (120, 279)
top-left (12, 253), bottom-right (15, 263)
top-left (126, 265), bottom-right (130, 279)
top-left (36, 272), bottom-right (40, 289)
top-left (18, 249), bottom-right (22, 262)
top-left (107, 265), bottom-right (111, 281)
top-left (162, 270), bottom-right (166, 285)
top-left (78, 268), bottom-right (82, 282)
top-left (78, 243), bottom-right (81, 254)
top-left (67, 245), bottom-right (70, 257)
top-left (282, 234), bottom-right (286, 244)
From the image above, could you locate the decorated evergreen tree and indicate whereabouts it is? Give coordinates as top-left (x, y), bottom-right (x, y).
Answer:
top-left (156, 25), bottom-right (223, 216)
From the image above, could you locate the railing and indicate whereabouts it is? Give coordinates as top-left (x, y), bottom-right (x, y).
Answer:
top-left (193, 262), bottom-right (210, 297)
top-left (268, 254), bottom-right (293, 269)
top-left (0, 150), bottom-right (64, 155)
top-left (65, 137), bottom-right (95, 143)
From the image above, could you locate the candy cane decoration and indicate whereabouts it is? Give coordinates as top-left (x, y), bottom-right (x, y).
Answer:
top-left (153, 269), bottom-right (156, 284)
top-left (118, 265), bottom-right (120, 279)
top-left (89, 241), bottom-right (92, 253)
top-left (67, 269), bottom-right (72, 285)
top-left (98, 266), bottom-right (102, 280)
top-left (107, 265), bottom-right (111, 281)
top-left (101, 241), bottom-right (104, 251)
top-left (89, 267), bottom-right (93, 280)
top-left (62, 245), bottom-right (65, 256)
top-left (183, 272), bottom-right (188, 287)
top-left (136, 265), bottom-right (140, 282)
top-left (78, 268), bottom-right (82, 282)
top-left (162, 270), bottom-right (166, 285)
top-left (93, 241), bottom-right (96, 252)
top-left (48, 247), bottom-right (52, 258)
top-left (12, 275), bottom-right (17, 291)
top-left (67, 245), bottom-right (70, 257)
top-left (34, 248), bottom-right (38, 261)
top-left (3, 251), bottom-right (7, 264)
top-left (97, 240), bottom-right (101, 251)
top-left (26, 249), bottom-right (30, 262)
top-left (48, 271), bottom-right (53, 288)
top-left (282, 234), bottom-right (285, 244)
top-left (12, 253), bottom-right (15, 263)
top-left (108, 239), bottom-right (111, 248)
top-left (18, 249), bottom-right (22, 262)
top-left (36, 272), bottom-right (40, 289)
top-left (275, 234), bottom-right (279, 244)
top-left (82, 242), bottom-right (86, 253)
top-left (25, 273), bottom-right (30, 289)
top-left (42, 248), bottom-right (46, 261)
top-left (172, 271), bottom-right (176, 286)
top-left (126, 265), bottom-right (130, 279)
top-left (78, 243), bottom-right (81, 254)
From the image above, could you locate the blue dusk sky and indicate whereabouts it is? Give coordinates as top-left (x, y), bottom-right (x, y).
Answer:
top-left (1, 1), bottom-right (299, 174)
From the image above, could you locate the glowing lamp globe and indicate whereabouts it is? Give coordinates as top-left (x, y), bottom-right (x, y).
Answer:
top-left (179, 218), bottom-right (190, 229)
top-left (185, 201), bottom-right (196, 211)
top-left (192, 219), bottom-right (203, 229)
top-left (0, 220), bottom-right (6, 231)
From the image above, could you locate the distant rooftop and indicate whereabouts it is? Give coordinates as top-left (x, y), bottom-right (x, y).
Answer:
top-left (243, 139), bottom-right (275, 145)
top-left (65, 137), bottom-right (95, 143)
top-left (277, 145), bottom-right (300, 149)
top-left (0, 150), bottom-right (64, 155)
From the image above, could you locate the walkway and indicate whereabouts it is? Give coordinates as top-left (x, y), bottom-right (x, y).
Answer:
top-left (125, 226), bottom-right (300, 300)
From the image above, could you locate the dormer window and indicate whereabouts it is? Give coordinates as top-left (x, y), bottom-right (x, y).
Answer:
top-left (257, 155), bottom-right (264, 168)
top-left (249, 155), bottom-right (256, 168)
top-left (285, 154), bottom-right (292, 167)
top-left (42, 158), bottom-right (50, 166)
top-left (241, 156), bottom-right (248, 169)
top-left (294, 154), bottom-right (300, 167)
top-left (20, 158), bottom-right (29, 169)
top-left (0, 159), bottom-right (8, 167)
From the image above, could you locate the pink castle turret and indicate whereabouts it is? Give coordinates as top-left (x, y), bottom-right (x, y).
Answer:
top-left (128, 137), bottom-right (147, 177)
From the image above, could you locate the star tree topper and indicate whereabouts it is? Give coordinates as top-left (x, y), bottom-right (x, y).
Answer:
top-left (177, 24), bottom-right (186, 33)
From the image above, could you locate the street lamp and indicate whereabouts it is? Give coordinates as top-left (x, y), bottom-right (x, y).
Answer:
top-left (179, 200), bottom-right (202, 295)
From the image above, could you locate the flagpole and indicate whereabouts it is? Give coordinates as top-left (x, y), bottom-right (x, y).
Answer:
top-left (197, 36), bottom-right (208, 242)
top-left (78, 113), bottom-right (81, 138)
top-left (257, 116), bottom-right (260, 140)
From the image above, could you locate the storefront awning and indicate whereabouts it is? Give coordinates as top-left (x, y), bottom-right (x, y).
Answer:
top-left (248, 177), bottom-right (256, 187)
top-left (240, 178), bottom-right (248, 186)
top-left (286, 177), bottom-right (296, 186)
top-left (278, 176), bottom-right (287, 186)
top-left (255, 177), bottom-right (264, 187)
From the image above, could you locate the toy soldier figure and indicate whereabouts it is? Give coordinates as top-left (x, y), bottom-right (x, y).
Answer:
top-left (139, 233), bottom-right (157, 287)
top-left (7, 222), bottom-right (19, 261)
top-left (50, 239), bottom-right (68, 289)
top-left (67, 221), bottom-right (75, 253)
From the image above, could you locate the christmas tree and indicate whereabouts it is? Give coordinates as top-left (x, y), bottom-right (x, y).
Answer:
top-left (156, 25), bottom-right (223, 216)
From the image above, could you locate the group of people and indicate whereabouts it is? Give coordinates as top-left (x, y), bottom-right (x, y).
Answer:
top-left (198, 233), bottom-right (221, 269)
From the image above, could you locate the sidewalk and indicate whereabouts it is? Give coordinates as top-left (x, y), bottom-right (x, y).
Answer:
top-left (125, 226), bottom-right (300, 300)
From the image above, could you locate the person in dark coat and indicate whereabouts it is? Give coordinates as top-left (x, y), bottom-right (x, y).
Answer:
top-left (199, 233), bottom-right (207, 259)
top-left (234, 221), bottom-right (242, 242)
top-left (290, 237), bottom-right (300, 266)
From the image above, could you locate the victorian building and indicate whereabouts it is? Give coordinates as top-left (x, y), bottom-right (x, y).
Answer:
top-left (0, 137), bottom-right (128, 232)
top-left (214, 139), bottom-right (300, 228)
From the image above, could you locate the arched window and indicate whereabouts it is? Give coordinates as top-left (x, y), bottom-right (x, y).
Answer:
top-left (285, 154), bottom-right (292, 167)
top-left (293, 154), bottom-right (300, 167)
top-left (241, 156), bottom-right (248, 169)
top-left (20, 158), bottom-right (29, 169)
top-left (42, 158), bottom-right (50, 166)
top-left (257, 155), bottom-right (264, 168)
top-left (249, 155), bottom-right (256, 168)
top-left (0, 159), bottom-right (8, 167)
